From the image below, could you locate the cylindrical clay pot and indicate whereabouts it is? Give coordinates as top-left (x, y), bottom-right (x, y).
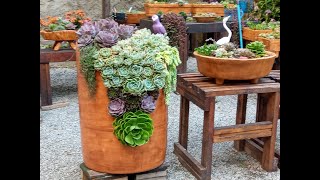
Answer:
top-left (76, 50), bottom-right (168, 174)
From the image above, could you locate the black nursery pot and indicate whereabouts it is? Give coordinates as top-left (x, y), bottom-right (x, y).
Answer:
top-left (113, 12), bottom-right (126, 21)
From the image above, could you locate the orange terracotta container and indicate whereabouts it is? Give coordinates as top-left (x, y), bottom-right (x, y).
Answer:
top-left (144, 3), bottom-right (193, 17)
top-left (126, 12), bottom-right (147, 24)
top-left (242, 27), bottom-right (273, 41)
top-left (194, 51), bottom-right (276, 85)
top-left (257, 37), bottom-right (280, 57)
top-left (40, 30), bottom-right (78, 50)
top-left (191, 4), bottom-right (224, 16)
top-left (76, 50), bottom-right (168, 174)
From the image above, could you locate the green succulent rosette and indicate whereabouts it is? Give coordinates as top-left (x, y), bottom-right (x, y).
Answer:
top-left (142, 78), bottom-right (156, 91)
top-left (153, 75), bottom-right (166, 89)
top-left (153, 61), bottom-right (166, 72)
top-left (143, 66), bottom-right (154, 77)
top-left (101, 66), bottom-right (114, 78)
top-left (99, 48), bottom-right (112, 58)
top-left (118, 66), bottom-right (130, 78)
top-left (93, 59), bottom-right (105, 70)
top-left (113, 110), bottom-right (154, 147)
top-left (130, 65), bottom-right (143, 76)
top-left (124, 78), bottom-right (144, 95)
top-left (111, 76), bottom-right (123, 87)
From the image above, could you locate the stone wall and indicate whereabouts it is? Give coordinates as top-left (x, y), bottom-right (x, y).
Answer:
top-left (40, 0), bottom-right (145, 20)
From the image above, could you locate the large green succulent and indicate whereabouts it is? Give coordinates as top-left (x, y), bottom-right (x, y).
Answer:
top-left (246, 41), bottom-right (266, 58)
top-left (93, 28), bottom-right (181, 104)
top-left (113, 110), bottom-right (154, 147)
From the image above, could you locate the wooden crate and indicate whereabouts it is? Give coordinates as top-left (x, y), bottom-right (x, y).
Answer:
top-left (191, 4), bottom-right (224, 16)
top-left (126, 12), bottom-right (147, 24)
top-left (257, 37), bottom-right (280, 57)
top-left (144, 3), bottom-right (192, 17)
top-left (242, 27), bottom-right (273, 41)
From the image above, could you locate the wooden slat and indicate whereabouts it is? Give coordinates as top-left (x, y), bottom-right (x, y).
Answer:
top-left (174, 143), bottom-right (206, 179)
top-left (213, 129), bottom-right (272, 143)
top-left (214, 121), bottom-right (272, 135)
top-left (251, 138), bottom-right (280, 159)
top-left (176, 86), bottom-right (207, 110)
top-left (40, 48), bottom-right (76, 63)
top-left (200, 83), bottom-right (280, 97)
top-left (178, 73), bottom-right (202, 78)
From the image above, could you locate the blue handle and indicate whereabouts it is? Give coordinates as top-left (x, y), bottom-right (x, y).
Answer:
top-left (237, 3), bottom-right (243, 48)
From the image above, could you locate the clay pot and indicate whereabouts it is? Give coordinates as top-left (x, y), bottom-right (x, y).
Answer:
top-left (40, 30), bottom-right (77, 41)
top-left (76, 50), bottom-right (168, 174)
top-left (194, 51), bottom-right (276, 84)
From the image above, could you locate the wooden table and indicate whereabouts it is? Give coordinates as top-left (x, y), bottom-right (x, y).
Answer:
top-left (139, 19), bottom-right (236, 73)
top-left (174, 72), bottom-right (280, 180)
top-left (40, 48), bottom-right (76, 107)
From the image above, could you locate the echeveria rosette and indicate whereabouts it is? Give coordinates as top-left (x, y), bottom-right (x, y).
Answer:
top-left (103, 79), bottom-right (112, 88)
top-left (130, 65), bottom-right (143, 76)
top-left (111, 76), bottom-right (123, 87)
top-left (142, 79), bottom-right (156, 91)
top-left (101, 66), bottom-right (115, 78)
top-left (113, 110), bottom-right (154, 147)
top-left (153, 61), bottom-right (166, 72)
top-left (96, 18), bottom-right (118, 31)
top-left (78, 34), bottom-right (94, 48)
top-left (141, 95), bottom-right (156, 113)
top-left (143, 67), bottom-right (154, 77)
top-left (94, 31), bottom-right (119, 48)
top-left (153, 75), bottom-right (166, 89)
top-left (117, 24), bottom-right (137, 40)
top-left (108, 98), bottom-right (126, 117)
top-left (124, 78), bottom-right (144, 95)
top-left (99, 48), bottom-right (113, 58)
top-left (118, 67), bottom-right (130, 78)
top-left (76, 21), bottom-right (99, 38)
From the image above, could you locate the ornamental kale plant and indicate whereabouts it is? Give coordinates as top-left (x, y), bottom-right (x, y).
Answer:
top-left (113, 110), bottom-right (154, 147)
top-left (93, 28), bottom-right (181, 104)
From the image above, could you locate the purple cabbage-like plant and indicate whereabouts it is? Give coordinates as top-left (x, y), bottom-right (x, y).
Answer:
top-left (109, 98), bottom-right (126, 117)
top-left (96, 18), bottom-right (118, 31)
top-left (65, 23), bottom-right (76, 30)
top-left (94, 31), bottom-right (119, 48)
top-left (116, 24), bottom-right (137, 40)
top-left (78, 34), bottom-right (94, 48)
top-left (76, 21), bottom-right (99, 38)
top-left (141, 95), bottom-right (156, 113)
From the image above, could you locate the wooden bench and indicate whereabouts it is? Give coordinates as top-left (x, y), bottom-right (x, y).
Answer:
top-left (174, 71), bottom-right (280, 180)
top-left (40, 48), bottom-right (76, 107)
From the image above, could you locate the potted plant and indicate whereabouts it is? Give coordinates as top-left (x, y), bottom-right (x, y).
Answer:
top-left (191, 1), bottom-right (224, 16)
top-left (258, 26), bottom-right (280, 57)
top-left (40, 9), bottom-right (91, 50)
top-left (126, 10), bottom-right (147, 24)
top-left (242, 21), bottom-right (279, 41)
top-left (193, 12), bottom-right (219, 23)
top-left (144, 0), bottom-right (193, 17)
top-left (194, 40), bottom-right (276, 84)
top-left (76, 18), bottom-right (181, 174)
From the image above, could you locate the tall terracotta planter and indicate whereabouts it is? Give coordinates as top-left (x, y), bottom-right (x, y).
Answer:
top-left (76, 50), bottom-right (168, 174)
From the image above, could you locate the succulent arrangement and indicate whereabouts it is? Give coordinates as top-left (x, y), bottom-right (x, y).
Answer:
top-left (40, 9), bottom-right (91, 32)
top-left (259, 27), bottom-right (280, 39)
top-left (195, 40), bottom-right (268, 59)
top-left (246, 21), bottom-right (280, 30)
top-left (78, 27), bottom-right (181, 147)
top-left (77, 18), bottom-right (137, 95)
top-left (193, 12), bottom-right (217, 17)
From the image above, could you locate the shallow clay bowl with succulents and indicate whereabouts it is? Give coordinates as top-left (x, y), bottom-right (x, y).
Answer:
top-left (194, 51), bottom-right (276, 85)
top-left (193, 16), bottom-right (216, 23)
top-left (40, 30), bottom-right (78, 41)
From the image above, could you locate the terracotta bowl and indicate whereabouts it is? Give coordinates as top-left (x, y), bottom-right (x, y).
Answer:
top-left (40, 30), bottom-right (78, 41)
top-left (194, 51), bottom-right (276, 84)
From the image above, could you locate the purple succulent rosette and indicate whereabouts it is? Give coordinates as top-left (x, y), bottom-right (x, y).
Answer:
top-left (108, 98), bottom-right (126, 117)
top-left (141, 95), bottom-right (156, 113)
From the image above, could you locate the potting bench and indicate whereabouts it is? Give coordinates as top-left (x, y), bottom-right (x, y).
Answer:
top-left (174, 71), bottom-right (280, 180)
top-left (40, 48), bottom-right (76, 107)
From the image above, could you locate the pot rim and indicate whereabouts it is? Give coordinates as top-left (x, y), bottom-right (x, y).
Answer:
top-left (193, 50), bottom-right (276, 61)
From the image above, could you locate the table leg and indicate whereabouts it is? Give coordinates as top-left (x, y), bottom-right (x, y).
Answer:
top-left (201, 98), bottom-right (215, 180)
top-left (258, 92), bottom-right (280, 171)
top-left (177, 35), bottom-right (188, 74)
top-left (179, 96), bottom-right (190, 149)
top-left (40, 63), bottom-right (52, 106)
top-left (234, 94), bottom-right (248, 151)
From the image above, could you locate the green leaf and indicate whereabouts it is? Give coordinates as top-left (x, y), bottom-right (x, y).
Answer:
top-left (125, 134), bottom-right (134, 145)
top-left (134, 139), bottom-right (146, 146)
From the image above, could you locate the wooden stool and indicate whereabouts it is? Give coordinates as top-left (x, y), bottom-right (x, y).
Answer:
top-left (80, 162), bottom-right (169, 180)
top-left (174, 72), bottom-right (280, 180)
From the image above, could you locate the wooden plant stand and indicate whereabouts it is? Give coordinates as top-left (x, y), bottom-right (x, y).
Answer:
top-left (174, 71), bottom-right (280, 180)
top-left (40, 30), bottom-right (78, 51)
top-left (80, 162), bottom-right (169, 180)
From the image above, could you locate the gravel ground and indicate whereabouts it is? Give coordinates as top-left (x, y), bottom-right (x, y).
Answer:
top-left (40, 57), bottom-right (280, 180)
